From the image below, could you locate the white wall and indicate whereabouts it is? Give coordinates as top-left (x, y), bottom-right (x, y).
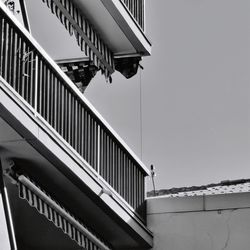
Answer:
top-left (147, 193), bottom-right (250, 250)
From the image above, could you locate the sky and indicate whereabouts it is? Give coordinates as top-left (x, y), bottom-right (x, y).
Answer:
top-left (24, 0), bottom-right (250, 191)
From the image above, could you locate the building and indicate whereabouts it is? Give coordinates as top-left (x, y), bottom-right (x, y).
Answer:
top-left (2, 1), bottom-right (248, 250)
top-left (0, 0), bottom-right (153, 249)
top-left (147, 179), bottom-right (250, 250)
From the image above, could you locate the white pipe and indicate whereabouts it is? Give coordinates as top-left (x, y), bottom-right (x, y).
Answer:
top-left (3, 187), bottom-right (17, 250)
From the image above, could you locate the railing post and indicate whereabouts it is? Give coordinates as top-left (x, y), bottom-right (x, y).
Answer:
top-left (34, 54), bottom-right (38, 116)
top-left (143, 0), bottom-right (145, 31)
top-left (97, 125), bottom-right (100, 177)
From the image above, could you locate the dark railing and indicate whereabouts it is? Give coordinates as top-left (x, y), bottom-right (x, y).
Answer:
top-left (0, 6), bottom-right (147, 222)
top-left (121, 0), bottom-right (145, 31)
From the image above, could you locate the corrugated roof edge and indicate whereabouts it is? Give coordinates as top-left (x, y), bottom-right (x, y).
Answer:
top-left (147, 179), bottom-right (250, 197)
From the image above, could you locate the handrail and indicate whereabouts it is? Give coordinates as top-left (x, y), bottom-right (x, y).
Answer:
top-left (0, 2), bottom-right (148, 222)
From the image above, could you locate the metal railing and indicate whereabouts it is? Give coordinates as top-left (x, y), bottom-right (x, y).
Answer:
top-left (0, 5), bottom-right (147, 222)
top-left (121, 0), bottom-right (145, 31)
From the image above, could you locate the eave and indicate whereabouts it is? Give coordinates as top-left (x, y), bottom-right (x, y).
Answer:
top-left (71, 0), bottom-right (152, 57)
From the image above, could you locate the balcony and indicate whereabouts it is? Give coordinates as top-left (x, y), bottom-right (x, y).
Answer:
top-left (69, 0), bottom-right (151, 57)
top-left (0, 2), bottom-right (153, 249)
top-left (23, 0), bottom-right (152, 82)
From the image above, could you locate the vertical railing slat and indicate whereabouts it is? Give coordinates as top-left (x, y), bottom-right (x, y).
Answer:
top-left (121, 0), bottom-right (144, 31)
top-left (3, 21), bottom-right (8, 81)
top-left (7, 24), bottom-right (13, 86)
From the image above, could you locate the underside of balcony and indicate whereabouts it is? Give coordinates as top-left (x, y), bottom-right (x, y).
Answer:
top-left (70, 0), bottom-right (151, 57)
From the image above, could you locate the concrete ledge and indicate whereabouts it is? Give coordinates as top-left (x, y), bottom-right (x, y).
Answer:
top-left (101, 0), bottom-right (152, 55)
top-left (205, 193), bottom-right (250, 211)
top-left (147, 196), bottom-right (204, 214)
top-left (147, 192), bottom-right (250, 214)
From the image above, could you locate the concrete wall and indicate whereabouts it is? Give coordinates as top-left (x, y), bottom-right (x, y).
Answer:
top-left (147, 193), bottom-right (250, 250)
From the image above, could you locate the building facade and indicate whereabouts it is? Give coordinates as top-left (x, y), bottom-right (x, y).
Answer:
top-left (0, 0), bottom-right (153, 249)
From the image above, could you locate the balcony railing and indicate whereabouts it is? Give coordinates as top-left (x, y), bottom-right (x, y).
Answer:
top-left (0, 5), bottom-right (147, 222)
top-left (121, 0), bottom-right (145, 31)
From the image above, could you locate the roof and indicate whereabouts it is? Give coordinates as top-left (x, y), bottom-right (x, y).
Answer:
top-left (147, 179), bottom-right (250, 198)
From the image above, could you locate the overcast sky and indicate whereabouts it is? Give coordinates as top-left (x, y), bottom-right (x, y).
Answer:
top-left (25, 0), bottom-right (250, 191)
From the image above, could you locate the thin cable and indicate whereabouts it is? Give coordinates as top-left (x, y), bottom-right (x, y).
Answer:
top-left (139, 67), bottom-right (143, 160)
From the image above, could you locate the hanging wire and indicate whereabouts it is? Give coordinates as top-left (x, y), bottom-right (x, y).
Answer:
top-left (139, 65), bottom-right (156, 195)
top-left (139, 66), bottom-right (143, 160)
